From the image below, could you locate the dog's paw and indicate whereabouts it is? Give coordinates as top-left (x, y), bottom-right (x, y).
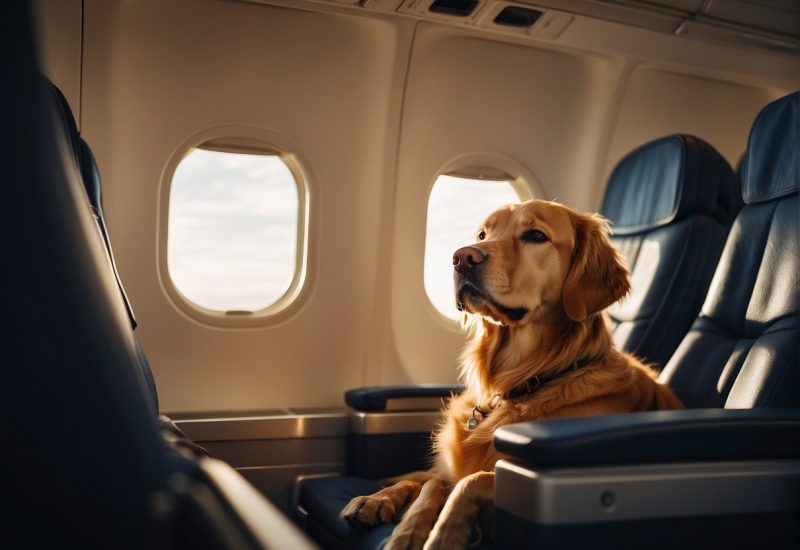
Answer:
top-left (341, 494), bottom-right (397, 530)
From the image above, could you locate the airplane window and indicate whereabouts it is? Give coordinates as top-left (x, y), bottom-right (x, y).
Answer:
top-left (424, 174), bottom-right (522, 320)
top-left (167, 148), bottom-right (299, 313)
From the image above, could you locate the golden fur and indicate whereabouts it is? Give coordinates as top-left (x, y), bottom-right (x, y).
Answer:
top-left (342, 200), bottom-right (682, 549)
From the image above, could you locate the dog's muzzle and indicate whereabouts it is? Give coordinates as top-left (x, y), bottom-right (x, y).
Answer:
top-left (454, 273), bottom-right (528, 322)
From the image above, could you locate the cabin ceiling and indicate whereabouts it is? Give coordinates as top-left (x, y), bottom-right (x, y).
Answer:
top-left (244, 0), bottom-right (800, 54)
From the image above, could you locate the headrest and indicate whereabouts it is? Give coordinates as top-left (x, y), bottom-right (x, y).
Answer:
top-left (42, 79), bottom-right (102, 212)
top-left (742, 91), bottom-right (798, 204)
top-left (602, 135), bottom-right (741, 235)
top-left (44, 79), bottom-right (139, 330)
top-left (41, 78), bottom-right (81, 170)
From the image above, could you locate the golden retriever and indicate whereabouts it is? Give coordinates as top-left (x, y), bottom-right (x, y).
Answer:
top-left (342, 199), bottom-right (683, 549)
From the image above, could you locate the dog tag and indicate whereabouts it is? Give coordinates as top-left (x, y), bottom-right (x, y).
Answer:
top-left (467, 416), bottom-right (478, 430)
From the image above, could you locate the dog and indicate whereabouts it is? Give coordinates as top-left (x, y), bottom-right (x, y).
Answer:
top-left (342, 199), bottom-right (683, 549)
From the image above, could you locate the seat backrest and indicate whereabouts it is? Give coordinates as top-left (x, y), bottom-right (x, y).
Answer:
top-left (603, 134), bottom-right (741, 369)
top-left (77, 136), bottom-right (138, 328)
top-left (1, 2), bottom-right (168, 545)
top-left (660, 92), bottom-right (799, 409)
top-left (77, 134), bottom-right (161, 411)
top-left (42, 80), bottom-right (160, 413)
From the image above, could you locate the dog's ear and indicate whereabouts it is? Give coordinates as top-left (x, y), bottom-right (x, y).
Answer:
top-left (561, 212), bottom-right (629, 322)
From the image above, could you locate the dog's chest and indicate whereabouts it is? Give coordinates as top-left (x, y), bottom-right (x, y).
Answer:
top-left (436, 396), bottom-right (519, 481)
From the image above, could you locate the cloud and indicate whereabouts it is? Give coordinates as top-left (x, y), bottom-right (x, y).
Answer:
top-left (167, 149), bottom-right (299, 311)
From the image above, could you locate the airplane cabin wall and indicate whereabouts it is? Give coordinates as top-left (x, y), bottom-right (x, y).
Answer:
top-left (33, 0), bottom-right (799, 413)
top-left (80, 0), bottom-right (409, 412)
top-left (31, 0), bottom-right (82, 126)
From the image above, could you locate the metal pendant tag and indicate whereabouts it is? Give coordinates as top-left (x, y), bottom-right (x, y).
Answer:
top-left (467, 416), bottom-right (478, 430)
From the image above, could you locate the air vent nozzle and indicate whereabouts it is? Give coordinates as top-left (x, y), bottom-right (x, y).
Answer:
top-left (494, 6), bottom-right (543, 28)
top-left (429, 0), bottom-right (479, 17)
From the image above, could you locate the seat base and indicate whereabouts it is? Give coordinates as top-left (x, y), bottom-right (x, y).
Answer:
top-left (496, 508), bottom-right (799, 550)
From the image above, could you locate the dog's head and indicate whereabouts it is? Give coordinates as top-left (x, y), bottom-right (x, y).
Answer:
top-left (453, 200), bottom-right (629, 326)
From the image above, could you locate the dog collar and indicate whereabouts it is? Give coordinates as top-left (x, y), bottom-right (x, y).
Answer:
top-left (504, 361), bottom-right (582, 399)
top-left (467, 359), bottom-right (589, 430)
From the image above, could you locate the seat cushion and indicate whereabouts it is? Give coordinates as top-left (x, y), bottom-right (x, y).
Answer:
top-left (300, 476), bottom-right (397, 549)
top-left (300, 476), bottom-right (496, 549)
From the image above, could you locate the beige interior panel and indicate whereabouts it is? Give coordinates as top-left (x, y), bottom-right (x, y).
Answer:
top-left (30, 0), bottom-right (82, 126)
top-left (81, 0), bottom-right (412, 412)
top-left (605, 67), bottom-right (789, 179)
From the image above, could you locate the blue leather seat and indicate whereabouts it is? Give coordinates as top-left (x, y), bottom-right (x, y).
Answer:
top-left (77, 135), bottom-right (163, 411)
top-left (2, 3), bottom-right (307, 547)
top-left (2, 9), bottom-right (171, 545)
top-left (603, 135), bottom-right (741, 369)
top-left (41, 80), bottom-right (161, 415)
top-left (492, 92), bottom-right (798, 549)
top-left (659, 91), bottom-right (798, 408)
top-left (301, 477), bottom-right (396, 550)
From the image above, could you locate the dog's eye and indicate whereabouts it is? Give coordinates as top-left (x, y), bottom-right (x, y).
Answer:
top-left (521, 229), bottom-right (548, 243)
top-left (478, 231), bottom-right (486, 240)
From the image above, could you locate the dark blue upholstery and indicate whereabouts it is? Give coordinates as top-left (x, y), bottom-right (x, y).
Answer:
top-left (604, 135), bottom-right (741, 369)
top-left (76, 135), bottom-right (161, 412)
top-left (36, 72), bottom-right (166, 418)
top-left (602, 135), bottom-right (740, 233)
top-left (1, 2), bottom-right (169, 545)
top-left (660, 92), bottom-right (799, 408)
top-left (40, 80), bottom-right (160, 416)
top-left (301, 477), bottom-right (396, 549)
top-left (345, 385), bottom-right (463, 411)
top-left (495, 408), bottom-right (800, 466)
top-left (742, 92), bottom-right (798, 204)
top-left (603, 140), bottom-right (686, 231)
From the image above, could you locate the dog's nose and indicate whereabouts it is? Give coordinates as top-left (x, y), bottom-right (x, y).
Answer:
top-left (453, 246), bottom-right (485, 273)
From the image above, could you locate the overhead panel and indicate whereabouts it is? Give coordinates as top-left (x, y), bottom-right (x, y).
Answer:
top-left (476, 2), bottom-right (571, 39)
top-left (493, 5), bottom-right (543, 27)
top-left (702, 0), bottom-right (799, 37)
top-left (398, 0), bottom-right (486, 24)
top-left (297, 0), bottom-right (799, 53)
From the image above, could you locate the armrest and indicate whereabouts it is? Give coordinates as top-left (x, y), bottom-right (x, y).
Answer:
top-left (495, 408), bottom-right (800, 467)
top-left (344, 385), bottom-right (461, 478)
top-left (198, 458), bottom-right (317, 549)
top-left (345, 384), bottom-right (463, 411)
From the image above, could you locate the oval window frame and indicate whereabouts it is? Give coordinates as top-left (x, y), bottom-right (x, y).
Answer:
top-left (423, 152), bottom-right (545, 329)
top-left (158, 125), bottom-right (317, 328)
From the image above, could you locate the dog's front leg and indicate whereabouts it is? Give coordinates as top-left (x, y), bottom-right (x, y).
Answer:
top-left (384, 478), bottom-right (448, 550)
top-left (423, 471), bottom-right (495, 550)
